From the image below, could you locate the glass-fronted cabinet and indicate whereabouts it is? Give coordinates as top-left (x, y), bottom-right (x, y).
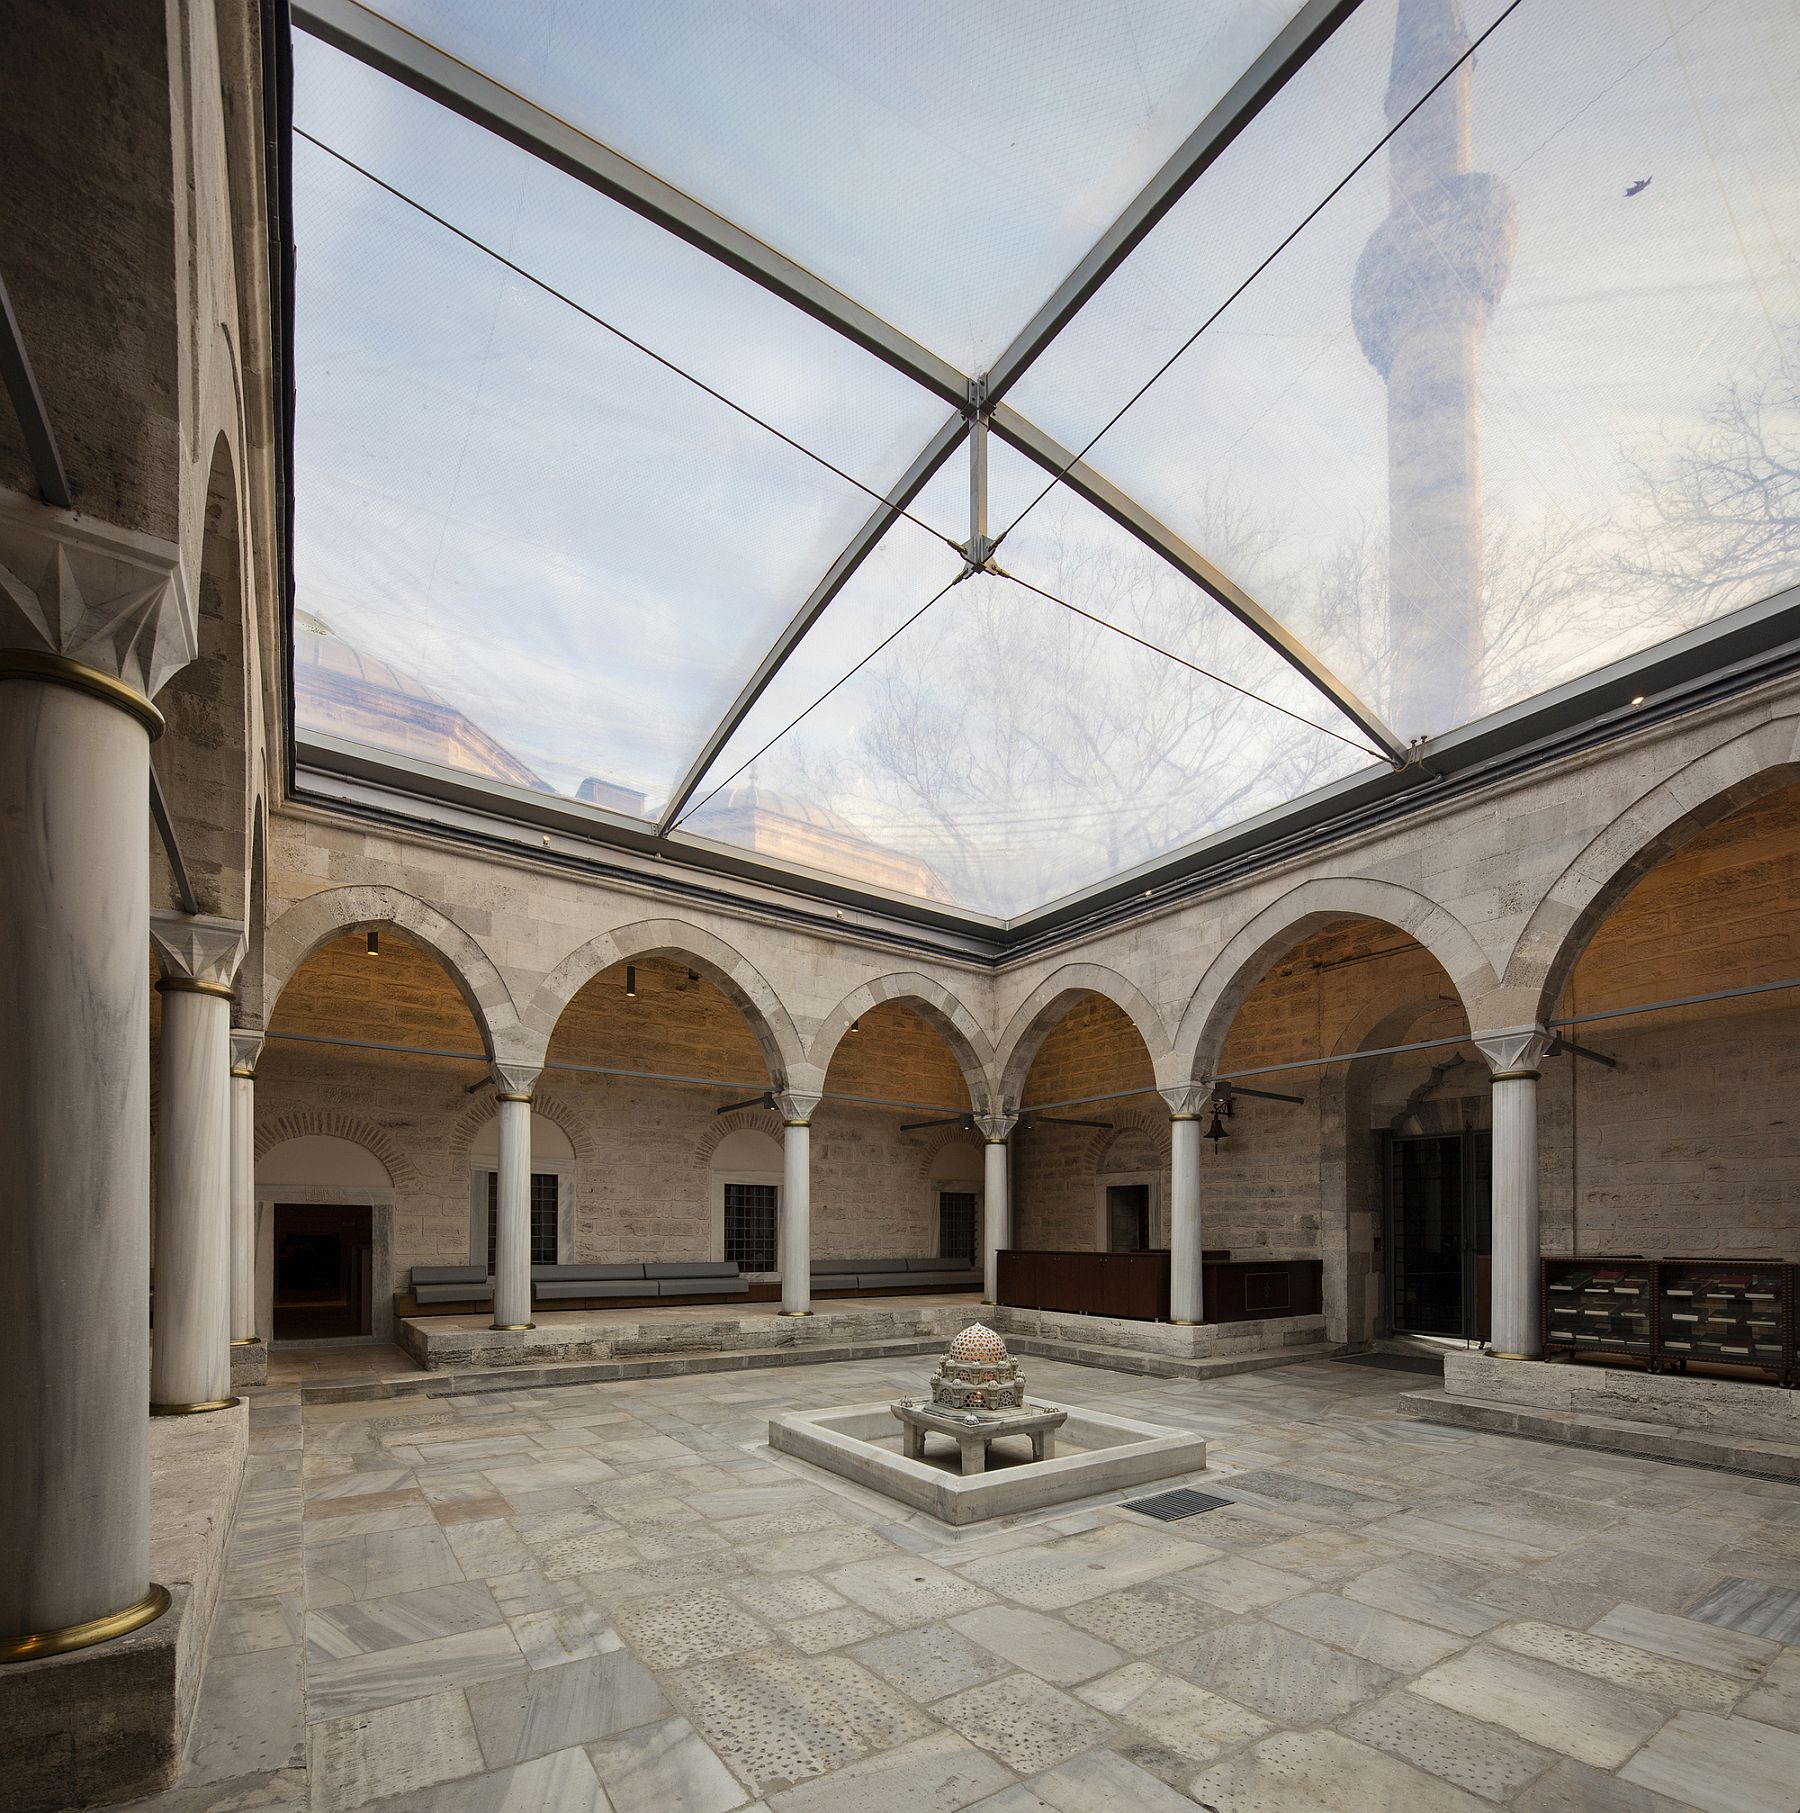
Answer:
top-left (1542, 1258), bottom-right (1654, 1360)
top-left (1657, 1260), bottom-right (1791, 1381)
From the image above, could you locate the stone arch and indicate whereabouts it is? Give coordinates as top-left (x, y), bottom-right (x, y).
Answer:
top-left (912, 1122), bottom-right (981, 1181)
top-left (994, 964), bottom-right (1171, 1105)
top-left (448, 1089), bottom-right (598, 1170)
top-left (1086, 1109), bottom-right (1173, 1173)
top-left (809, 973), bottom-right (992, 1105)
top-left (258, 884), bottom-right (519, 1056)
top-left (526, 919), bottom-right (805, 1084)
top-left (154, 429), bottom-right (253, 920)
top-left (1507, 716), bottom-right (1800, 1024)
top-left (252, 1107), bottom-right (421, 1190)
top-left (691, 1107), bottom-right (785, 1168)
top-left (1175, 878), bottom-right (1496, 1082)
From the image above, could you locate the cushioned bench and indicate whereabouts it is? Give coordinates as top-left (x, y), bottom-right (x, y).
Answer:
top-left (411, 1264), bottom-right (493, 1306)
top-left (398, 1259), bottom-right (750, 1317)
top-left (811, 1255), bottom-right (982, 1296)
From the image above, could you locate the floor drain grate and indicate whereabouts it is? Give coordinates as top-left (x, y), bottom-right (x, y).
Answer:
top-left (1123, 1487), bottom-right (1233, 1521)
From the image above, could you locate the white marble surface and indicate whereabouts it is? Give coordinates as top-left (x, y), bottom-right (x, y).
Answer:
top-left (228, 1035), bottom-right (260, 1343)
top-left (0, 680), bottom-right (154, 1634)
top-left (491, 1091), bottom-right (533, 1330)
top-left (780, 1117), bottom-right (812, 1316)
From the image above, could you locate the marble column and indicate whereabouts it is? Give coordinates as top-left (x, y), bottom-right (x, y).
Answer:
top-left (151, 913), bottom-right (248, 1414)
top-left (491, 1064), bottom-right (541, 1331)
top-left (1161, 1086), bottom-right (1209, 1324)
top-left (228, 1032), bottom-right (262, 1348)
top-left (976, 1111), bottom-right (1017, 1304)
top-left (0, 490), bottom-right (195, 1656)
top-left (775, 1092), bottom-right (820, 1316)
top-left (1475, 1026), bottom-right (1552, 1360)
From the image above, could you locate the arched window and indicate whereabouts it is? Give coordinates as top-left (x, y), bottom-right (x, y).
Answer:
top-left (710, 1128), bottom-right (783, 1275)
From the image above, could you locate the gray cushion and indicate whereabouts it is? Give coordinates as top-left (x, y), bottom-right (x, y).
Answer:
top-left (644, 1261), bottom-right (740, 1281)
top-left (851, 1271), bottom-right (920, 1290)
top-left (532, 1263), bottom-right (646, 1282)
top-left (412, 1265), bottom-right (488, 1287)
top-left (535, 1279), bottom-right (652, 1300)
top-left (811, 1258), bottom-right (868, 1275)
top-left (657, 1277), bottom-right (749, 1297)
top-left (415, 1281), bottom-right (493, 1304)
top-left (906, 1256), bottom-right (958, 1271)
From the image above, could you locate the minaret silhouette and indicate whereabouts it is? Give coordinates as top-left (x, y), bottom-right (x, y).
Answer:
top-left (1351, 0), bottom-right (1516, 737)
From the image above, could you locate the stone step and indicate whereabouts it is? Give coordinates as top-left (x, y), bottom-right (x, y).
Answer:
top-left (295, 1332), bottom-right (1340, 1405)
top-left (1397, 1386), bottom-right (1800, 1480)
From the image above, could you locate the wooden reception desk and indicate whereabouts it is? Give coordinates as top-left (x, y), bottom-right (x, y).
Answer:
top-left (996, 1249), bottom-right (1323, 1325)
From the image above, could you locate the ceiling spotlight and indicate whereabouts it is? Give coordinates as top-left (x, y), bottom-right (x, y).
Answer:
top-left (625, 964), bottom-right (638, 999)
top-left (1630, 694), bottom-right (1645, 706)
top-left (849, 1018), bottom-right (861, 1034)
top-left (365, 930), bottom-right (379, 958)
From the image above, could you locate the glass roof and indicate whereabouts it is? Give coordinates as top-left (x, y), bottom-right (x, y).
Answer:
top-left (289, 0), bottom-right (1800, 924)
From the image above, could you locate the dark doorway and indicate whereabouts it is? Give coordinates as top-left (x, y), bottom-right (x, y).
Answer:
top-left (273, 1204), bottom-right (373, 1340)
top-left (1106, 1183), bottom-right (1152, 1253)
top-left (1382, 1131), bottom-right (1491, 1340)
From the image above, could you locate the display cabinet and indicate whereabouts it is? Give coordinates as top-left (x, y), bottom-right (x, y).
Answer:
top-left (1656, 1258), bottom-right (1792, 1383)
top-left (1541, 1255), bottom-right (1797, 1383)
top-left (1542, 1258), bottom-right (1654, 1361)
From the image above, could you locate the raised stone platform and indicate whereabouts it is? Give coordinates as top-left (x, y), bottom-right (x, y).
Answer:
top-left (1401, 1351), bottom-right (1800, 1479)
top-left (0, 1401), bottom-right (248, 1810)
top-left (770, 1400), bottom-right (1208, 1524)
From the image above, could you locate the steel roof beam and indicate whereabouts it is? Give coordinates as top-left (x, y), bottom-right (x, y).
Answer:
top-left (290, 0), bottom-right (969, 407)
top-left (0, 265), bottom-right (71, 508)
top-left (991, 403), bottom-right (1407, 761)
top-left (982, 0), bottom-right (1366, 408)
top-left (655, 411), bottom-right (969, 832)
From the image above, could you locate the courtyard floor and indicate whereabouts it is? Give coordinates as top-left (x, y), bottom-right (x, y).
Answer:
top-left (125, 1355), bottom-right (1800, 1812)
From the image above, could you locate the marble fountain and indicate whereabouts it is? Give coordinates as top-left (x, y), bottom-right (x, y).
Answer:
top-left (768, 1324), bottom-right (1208, 1525)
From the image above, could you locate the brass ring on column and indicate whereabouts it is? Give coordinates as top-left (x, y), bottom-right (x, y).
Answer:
top-left (775, 1309), bottom-right (814, 1317)
top-left (150, 1397), bottom-right (241, 1415)
top-left (230, 1066), bottom-right (257, 1080)
top-left (229, 1337), bottom-right (262, 1348)
top-left (155, 977), bottom-right (236, 1001)
top-left (1486, 1350), bottom-right (1536, 1361)
top-left (0, 1583), bottom-right (172, 1663)
top-left (495, 1092), bottom-right (533, 1103)
top-left (1169, 1319), bottom-right (1201, 1325)
top-left (0, 649), bottom-right (165, 738)
top-left (1487, 1069), bottom-right (1541, 1083)
top-left (491, 1323), bottom-right (535, 1332)
top-left (783, 1119), bottom-right (810, 1129)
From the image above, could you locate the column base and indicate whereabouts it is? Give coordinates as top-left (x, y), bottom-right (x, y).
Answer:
top-left (229, 1337), bottom-right (262, 1348)
top-left (491, 1323), bottom-right (535, 1332)
top-left (1486, 1350), bottom-right (1538, 1361)
top-left (1168, 1319), bottom-right (1201, 1326)
top-left (149, 1397), bottom-right (241, 1416)
top-left (0, 1583), bottom-right (171, 1664)
top-left (775, 1309), bottom-right (814, 1318)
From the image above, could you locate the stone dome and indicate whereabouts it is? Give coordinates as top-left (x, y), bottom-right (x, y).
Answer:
top-left (947, 1323), bottom-right (1009, 1366)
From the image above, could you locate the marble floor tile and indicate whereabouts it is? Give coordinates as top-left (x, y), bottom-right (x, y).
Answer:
top-left (762, 1730), bottom-right (1009, 1813)
top-left (1340, 1688), bottom-right (1557, 1802)
top-left (304, 1523), bottom-right (465, 1607)
top-left (954, 1523), bottom-right (1198, 1610)
top-left (1684, 1577), bottom-right (1800, 1645)
top-left (185, 1644), bottom-right (307, 1785)
top-left (1341, 1553), bottom-right (1507, 1638)
top-left (1076, 1660), bottom-right (1274, 1767)
top-left (1491, 1617), bottom-right (1748, 1714)
top-left (1164, 1619), bottom-right (1395, 1725)
top-left (783, 1604), bottom-right (892, 1653)
top-left (1735, 1649), bottom-right (1800, 1734)
top-left (507, 1603), bottom-right (622, 1668)
top-left (1008, 1747), bottom-right (1213, 1813)
top-left (306, 1623), bottom-right (526, 1721)
top-left (1166, 1554), bottom-right (1314, 1614)
top-left (213, 1593), bottom-right (304, 1657)
top-left (354, 1746), bottom-right (607, 1812)
top-left (1410, 1647), bottom-right (1669, 1768)
top-left (727, 1574), bottom-right (847, 1622)
top-left (1619, 1709), bottom-right (1800, 1813)
top-left (849, 1623), bottom-right (1014, 1702)
top-left (614, 1585), bottom-right (774, 1666)
top-left (306, 1581), bottom-right (504, 1660)
top-left (826, 1556), bottom-right (995, 1624)
top-left (586, 1715), bottom-right (748, 1813)
top-left (935, 1670), bottom-right (1116, 1774)
top-left (671, 1647), bottom-right (935, 1793)
top-left (305, 1690), bottom-right (487, 1809)
top-left (948, 1606), bottom-right (1124, 1685)
top-left (1512, 1758), bottom-right (1697, 1813)
top-left (465, 1649), bottom-right (671, 1768)
top-left (1061, 1581), bottom-right (1225, 1652)
top-left (1589, 1602), bottom-right (1784, 1679)
top-left (1189, 1728), bottom-right (1494, 1812)
top-left (1267, 1591), bottom-right (1469, 1673)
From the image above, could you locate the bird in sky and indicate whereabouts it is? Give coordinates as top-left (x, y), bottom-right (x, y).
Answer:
top-left (1624, 177), bottom-right (1653, 197)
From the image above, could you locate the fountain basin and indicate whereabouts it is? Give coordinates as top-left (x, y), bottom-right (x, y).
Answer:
top-left (768, 1400), bottom-right (1207, 1525)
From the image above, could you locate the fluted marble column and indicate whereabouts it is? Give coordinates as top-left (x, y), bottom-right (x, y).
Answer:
top-left (491, 1064), bottom-right (541, 1331)
top-left (0, 489), bottom-right (195, 1657)
top-left (775, 1092), bottom-right (820, 1316)
top-left (976, 1111), bottom-right (1017, 1304)
top-left (1475, 1026), bottom-right (1552, 1360)
top-left (229, 1032), bottom-right (263, 1347)
top-left (1161, 1086), bottom-right (1209, 1324)
top-left (151, 914), bottom-right (248, 1413)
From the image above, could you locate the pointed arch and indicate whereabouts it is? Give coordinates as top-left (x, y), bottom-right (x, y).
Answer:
top-left (258, 884), bottom-right (518, 1056)
top-left (994, 963), bottom-right (1171, 1105)
top-left (525, 918), bottom-right (804, 1083)
top-left (809, 972), bottom-right (993, 1105)
top-left (1507, 716), bottom-right (1800, 1023)
top-left (252, 1108), bottom-right (421, 1190)
top-left (1175, 877), bottom-right (1495, 1082)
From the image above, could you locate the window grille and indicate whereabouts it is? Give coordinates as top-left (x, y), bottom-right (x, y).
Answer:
top-left (937, 1190), bottom-right (979, 1263)
top-left (724, 1181), bottom-right (779, 1271)
top-left (486, 1171), bottom-right (560, 1270)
